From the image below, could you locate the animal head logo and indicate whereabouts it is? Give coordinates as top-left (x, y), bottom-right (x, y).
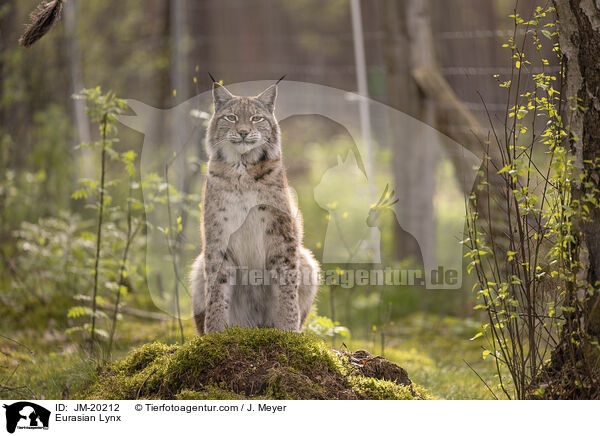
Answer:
top-left (3, 402), bottom-right (50, 434)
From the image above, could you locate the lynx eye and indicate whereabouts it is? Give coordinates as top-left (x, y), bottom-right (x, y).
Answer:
top-left (224, 114), bottom-right (238, 122)
top-left (251, 115), bottom-right (265, 123)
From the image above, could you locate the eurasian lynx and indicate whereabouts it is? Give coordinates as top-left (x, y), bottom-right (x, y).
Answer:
top-left (190, 82), bottom-right (319, 334)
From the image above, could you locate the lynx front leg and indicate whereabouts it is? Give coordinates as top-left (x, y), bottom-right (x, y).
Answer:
top-left (275, 283), bottom-right (301, 331)
top-left (269, 252), bottom-right (301, 332)
top-left (204, 267), bottom-right (232, 333)
top-left (260, 203), bottom-right (303, 332)
top-left (203, 241), bottom-right (233, 333)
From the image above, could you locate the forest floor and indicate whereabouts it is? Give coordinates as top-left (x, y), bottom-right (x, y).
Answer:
top-left (347, 314), bottom-right (500, 399)
top-left (0, 313), bottom-right (499, 400)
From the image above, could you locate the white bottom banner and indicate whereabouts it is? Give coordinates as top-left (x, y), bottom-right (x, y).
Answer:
top-left (0, 400), bottom-right (596, 435)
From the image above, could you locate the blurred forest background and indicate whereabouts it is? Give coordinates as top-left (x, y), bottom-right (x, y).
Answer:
top-left (0, 0), bottom-right (567, 399)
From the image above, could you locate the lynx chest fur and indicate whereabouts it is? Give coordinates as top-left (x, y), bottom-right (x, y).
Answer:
top-left (204, 159), bottom-right (295, 271)
top-left (190, 82), bottom-right (319, 334)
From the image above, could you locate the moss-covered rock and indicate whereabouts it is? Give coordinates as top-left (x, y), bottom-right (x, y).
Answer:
top-left (82, 327), bottom-right (431, 400)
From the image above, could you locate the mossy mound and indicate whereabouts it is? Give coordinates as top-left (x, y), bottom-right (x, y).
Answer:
top-left (83, 327), bottom-right (431, 400)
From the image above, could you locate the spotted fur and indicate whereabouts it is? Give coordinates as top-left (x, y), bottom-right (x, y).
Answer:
top-left (190, 83), bottom-right (319, 334)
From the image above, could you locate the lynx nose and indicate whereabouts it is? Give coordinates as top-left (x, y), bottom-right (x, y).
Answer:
top-left (238, 129), bottom-right (249, 139)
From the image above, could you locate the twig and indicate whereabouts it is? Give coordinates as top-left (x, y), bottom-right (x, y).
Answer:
top-left (0, 384), bottom-right (38, 399)
top-left (1, 363), bottom-right (20, 386)
top-left (97, 303), bottom-right (170, 321)
top-left (164, 162), bottom-right (185, 345)
top-left (0, 334), bottom-right (34, 354)
top-left (463, 359), bottom-right (499, 400)
top-left (107, 180), bottom-right (143, 355)
top-left (136, 368), bottom-right (158, 399)
top-left (90, 113), bottom-right (109, 353)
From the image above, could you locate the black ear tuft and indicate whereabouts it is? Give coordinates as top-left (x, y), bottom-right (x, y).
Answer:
top-left (212, 82), bottom-right (233, 111)
top-left (257, 85), bottom-right (277, 113)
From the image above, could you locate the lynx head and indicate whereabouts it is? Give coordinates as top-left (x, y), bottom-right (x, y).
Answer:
top-left (206, 82), bottom-right (280, 164)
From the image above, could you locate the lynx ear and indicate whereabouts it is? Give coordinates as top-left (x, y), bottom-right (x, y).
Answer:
top-left (212, 82), bottom-right (233, 111)
top-left (257, 85), bottom-right (277, 113)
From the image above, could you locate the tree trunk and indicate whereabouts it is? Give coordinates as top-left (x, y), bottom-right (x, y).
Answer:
top-left (64, 0), bottom-right (92, 178)
top-left (556, 0), bottom-right (600, 340)
top-left (382, 0), bottom-right (436, 266)
top-left (544, 0), bottom-right (600, 398)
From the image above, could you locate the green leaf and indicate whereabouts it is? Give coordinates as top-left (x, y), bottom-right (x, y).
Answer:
top-left (470, 332), bottom-right (483, 341)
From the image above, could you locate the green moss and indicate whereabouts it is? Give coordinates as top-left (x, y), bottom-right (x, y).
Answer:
top-left (265, 367), bottom-right (327, 399)
top-left (348, 376), bottom-right (432, 400)
top-left (115, 342), bottom-right (176, 374)
top-left (176, 384), bottom-right (245, 400)
top-left (84, 327), bottom-right (430, 400)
